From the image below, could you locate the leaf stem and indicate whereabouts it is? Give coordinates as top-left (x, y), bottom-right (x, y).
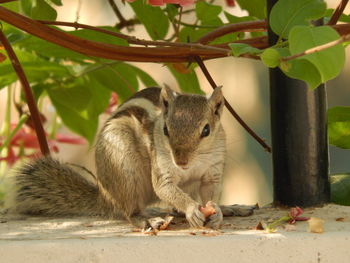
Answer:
top-left (282, 33), bottom-right (350, 62)
top-left (0, 114), bottom-right (29, 153)
top-left (265, 215), bottom-right (291, 232)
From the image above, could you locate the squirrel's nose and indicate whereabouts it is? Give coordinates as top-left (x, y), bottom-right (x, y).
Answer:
top-left (175, 160), bottom-right (189, 169)
top-left (176, 160), bottom-right (188, 166)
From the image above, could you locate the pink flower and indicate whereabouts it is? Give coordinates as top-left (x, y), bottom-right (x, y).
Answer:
top-left (0, 123), bottom-right (86, 167)
top-left (225, 0), bottom-right (235, 7)
top-left (288, 206), bottom-right (309, 224)
top-left (54, 134), bottom-right (86, 145)
top-left (265, 206), bottom-right (310, 232)
top-left (104, 93), bottom-right (119, 114)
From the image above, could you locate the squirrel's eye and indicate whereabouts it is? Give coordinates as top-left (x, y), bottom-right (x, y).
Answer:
top-left (163, 124), bottom-right (169, 136)
top-left (201, 124), bottom-right (210, 138)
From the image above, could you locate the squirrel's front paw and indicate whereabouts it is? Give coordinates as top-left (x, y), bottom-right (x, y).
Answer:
top-left (185, 203), bottom-right (205, 228)
top-left (204, 202), bottom-right (223, 229)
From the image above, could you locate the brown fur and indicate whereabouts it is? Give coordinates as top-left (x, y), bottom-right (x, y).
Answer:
top-left (6, 87), bottom-right (234, 229)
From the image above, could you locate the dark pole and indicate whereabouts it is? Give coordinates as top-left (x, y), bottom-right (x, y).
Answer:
top-left (267, 0), bottom-right (330, 207)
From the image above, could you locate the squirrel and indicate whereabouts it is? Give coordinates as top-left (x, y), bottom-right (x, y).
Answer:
top-left (5, 86), bottom-right (254, 230)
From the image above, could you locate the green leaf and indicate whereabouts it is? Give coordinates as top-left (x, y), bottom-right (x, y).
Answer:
top-left (230, 43), bottom-right (261, 57)
top-left (129, 1), bottom-right (169, 40)
top-left (281, 59), bottom-right (322, 89)
top-left (270, 0), bottom-right (326, 39)
top-left (289, 26), bottom-right (345, 83)
top-left (235, 0), bottom-right (266, 19)
top-left (196, 1), bottom-right (222, 22)
top-left (18, 27), bottom-right (128, 62)
top-left (129, 65), bottom-right (159, 87)
top-left (275, 47), bottom-right (322, 88)
top-left (179, 2), bottom-right (224, 44)
top-left (31, 0), bottom-right (57, 20)
top-left (260, 48), bottom-right (281, 68)
top-left (224, 12), bottom-right (257, 23)
top-left (179, 27), bottom-right (209, 43)
top-left (48, 0), bottom-right (63, 6)
top-left (325, 9), bottom-right (350, 23)
top-left (331, 174), bottom-right (350, 206)
top-left (2, 2), bottom-right (19, 12)
top-left (31, 84), bottom-right (46, 102)
top-left (168, 65), bottom-right (203, 94)
top-left (86, 62), bottom-right (138, 103)
top-left (165, 4), bottom-right (179, 21)
top-left (3, 24), bottom-right (28, 44)
top-left (18, 36), bottom-right (87, 61)
top-left (69, 27), bottom-right (128, 46)
top-left (46, 78), bottom-right (110, 144)
top-left (19, 0), bottom-right (32, 15)
top-left (328, 107), bottom-right (350, 149)
top-left (0, 48), bottom-right (71, 89)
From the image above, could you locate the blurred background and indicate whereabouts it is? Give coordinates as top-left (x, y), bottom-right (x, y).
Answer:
top-left (0, 0), bottom-right (349, 207)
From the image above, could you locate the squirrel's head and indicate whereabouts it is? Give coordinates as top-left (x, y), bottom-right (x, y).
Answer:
top-left (159, 86), bottom-right (225, 169)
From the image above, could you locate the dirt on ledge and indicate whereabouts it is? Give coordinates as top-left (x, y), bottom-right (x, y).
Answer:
top-left (0, 204), bottom-right (349, 240)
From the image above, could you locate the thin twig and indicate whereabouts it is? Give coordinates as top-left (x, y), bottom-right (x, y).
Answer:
top-left (107, 0), bottom-right (129, 29)
top-left (37, 20), bottom-right (231, 53)
top-left (75, 0), bottom-right (82, 23)
top-left (38, 20), bottom-right (132, 41)
top-left (194, 56), bottom-right (272, 153)
top-left (328, 0), bottom-right (349, 25)
top-left (282, 33), bottom-right (350, 62)
top-left (0, 29), bottom-right (50, 155)
top-left (0, 0), bottom-right (17, 3)
top-left (175, 7), bottom-right (183, 39)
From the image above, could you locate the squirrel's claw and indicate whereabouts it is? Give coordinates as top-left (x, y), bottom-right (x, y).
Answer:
top-left (186, 203), bottom-right (205, 228)
top-left (204, 202), bottom-right (223, 229)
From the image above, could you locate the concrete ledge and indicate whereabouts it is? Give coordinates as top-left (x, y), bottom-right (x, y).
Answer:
top-left (1, 204), bottom-right (349, 263)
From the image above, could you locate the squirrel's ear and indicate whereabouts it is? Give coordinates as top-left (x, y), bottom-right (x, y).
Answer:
top-left (209, 86), bottom-right (224, 117)
top-left (160, 85), bottom-right (177, 114)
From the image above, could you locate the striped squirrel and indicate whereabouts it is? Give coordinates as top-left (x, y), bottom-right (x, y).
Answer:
top-left (5, 86), bottom-right (254, 229)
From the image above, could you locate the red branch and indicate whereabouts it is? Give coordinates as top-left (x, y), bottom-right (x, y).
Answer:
top-left (197, 20), bottom-right (267, 44)
top-left (2, 7), bottom-right (350, 63)
top-left (328, 0), bottom-right (349, 25)
top-left (0, 7), bottom-right (229, 63)
top-left (0, 30), bottom-right (50, 156)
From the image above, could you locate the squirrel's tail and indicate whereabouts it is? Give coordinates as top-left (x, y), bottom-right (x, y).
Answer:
top-left (5, 157), bottom-right (99, 217)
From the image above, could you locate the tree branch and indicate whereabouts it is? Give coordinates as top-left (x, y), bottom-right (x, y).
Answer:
top-left (194, 56), bottom-right (272, 153)
top-left (282, 33), bottom-right (350, 62)
top-left (37, 20), bottom-right (228, 53)
top-left (0, 30), bottom-right (50, 156)
top-left (197, 20), bottom-right (268, 44)
top-left (0, 7), bottom-right (233, 62)
top-left (328, 0), bottom-right (349, 25)
top-left (3, 6), bottom-right (350, 62)
top-left (0, 0), bottom-right (17, 3)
